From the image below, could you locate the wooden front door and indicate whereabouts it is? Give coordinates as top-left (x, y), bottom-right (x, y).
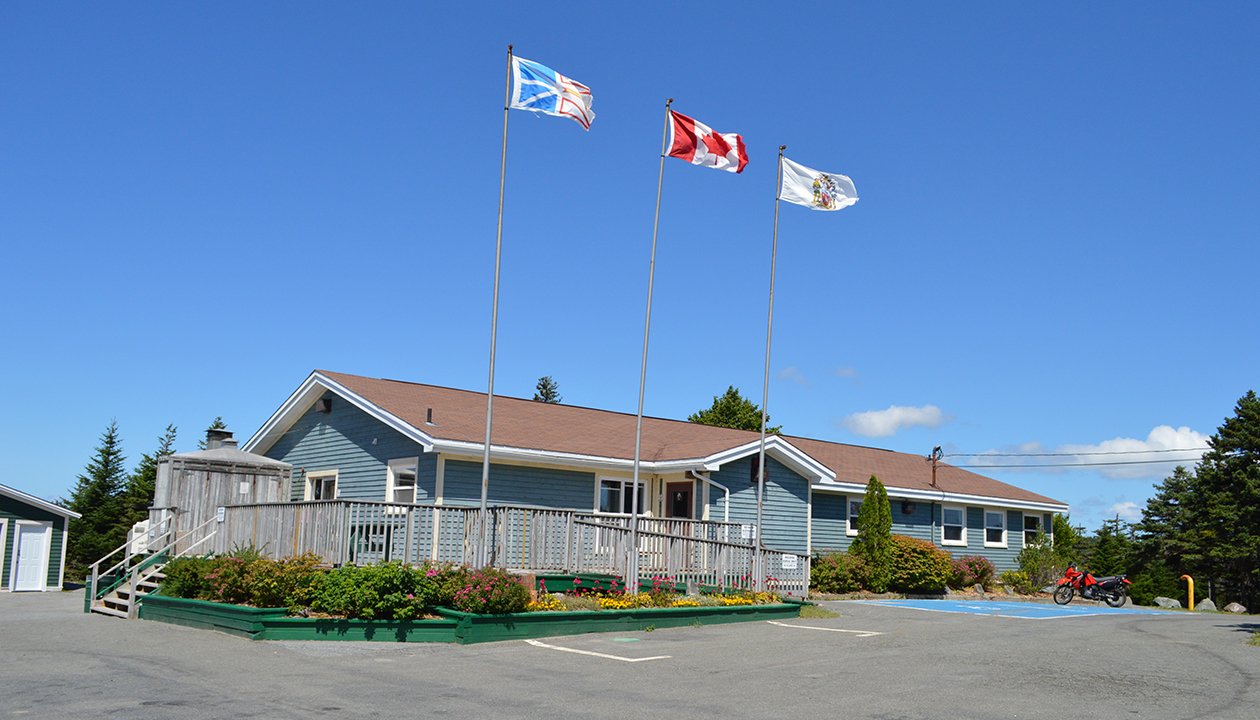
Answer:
top-left (665, 482), bottom-right (693, 519)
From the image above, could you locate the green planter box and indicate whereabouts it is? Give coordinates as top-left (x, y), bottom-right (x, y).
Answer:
top-left (438, 602), bottom-right (802, 644)
top-left (138, 595), bottom-right (288, 638)
top-left (256, 616), bottom-right (459, 642)
top-left (140, 595), bottom-right (801, 644)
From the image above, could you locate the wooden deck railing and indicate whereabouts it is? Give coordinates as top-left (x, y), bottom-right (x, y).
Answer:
top-left (167, 499), bottom-right (809, 597)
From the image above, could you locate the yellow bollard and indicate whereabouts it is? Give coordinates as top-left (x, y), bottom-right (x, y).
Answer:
top-left (1180, 574), bottom-right (1194, 611)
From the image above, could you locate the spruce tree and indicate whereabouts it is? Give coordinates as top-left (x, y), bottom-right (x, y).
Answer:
top-left (688, 386), bottom-right (782, 434)
top-left (196, 416), bottom-right (227, 449)
top-left (1087, 517), bottom-right (1133, 577)
top-left (64, 421), bottom-right (129, 578)
top-left (1183, 390), bottom-right (1260, 607)
top-left (533, 376), bottom-right (562, 404)
top-left (120, 424), bottom-right (177, 531)
top-left (851, 475), bottom-right (893, 592)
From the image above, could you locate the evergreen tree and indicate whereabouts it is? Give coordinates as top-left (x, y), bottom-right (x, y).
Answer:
top-left (533, 376), bottom-right (562, 404)
top-left (850, 476), bottom-right (893, 592)
top-left (1051, 514), bottom-right (1085, 567)
top-left (63, 421), bottom-right (129, 578)
top-left (1182, 390), bottom-right (1260, 607)
top-left (120, 424), bottom-right (177, 531)
top-left (688, 386), bottom-right (782, 434)
top-left (196, 416), bottom-right (227, 449)
top-left (1087, 517), bottom-right (1133, 577)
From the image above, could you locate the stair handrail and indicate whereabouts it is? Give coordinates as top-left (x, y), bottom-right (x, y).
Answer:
top-left (120, 516), bottom-right (219, 619)
top-left (88, 508), bottom-right (179, 601)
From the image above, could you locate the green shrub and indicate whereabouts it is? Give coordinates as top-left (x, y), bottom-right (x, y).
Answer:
top-left (1017, 531), bottom-right (1060, 590)
top-left (307, 561), bottom-right (432, 620)
top-left (999, 569), bottom-right (1038, 594)
top-left (850, 476), bottom-right (893, 592)
top-left (451, 567), bottom-right (531, 614)
top-left (204, 556), bottom-right (252, 605)
top-left (244, 553), bottom-right (324, 609)
top-left (888, 535), bottom-right (952, 593)
top-left (949, 556), bottom-right (997, 590)
top-left (811, 552), bottom-right (865, 593)
top-left (158, 556), bottom-right (215, 599)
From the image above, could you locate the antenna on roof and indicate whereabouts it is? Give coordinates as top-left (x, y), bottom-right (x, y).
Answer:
top-left (927, 445), bottom-right (943, 488)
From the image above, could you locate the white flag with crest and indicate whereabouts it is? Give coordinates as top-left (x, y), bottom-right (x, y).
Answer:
top-left (780, 157), bottom-right (858, 211)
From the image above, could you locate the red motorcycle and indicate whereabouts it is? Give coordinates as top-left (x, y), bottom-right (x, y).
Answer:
top-left (1054, 563), bottom-right (1130, 607)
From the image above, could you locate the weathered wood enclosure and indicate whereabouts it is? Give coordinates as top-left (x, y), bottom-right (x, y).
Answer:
top-left (153, 431), bottom-right (291, 541)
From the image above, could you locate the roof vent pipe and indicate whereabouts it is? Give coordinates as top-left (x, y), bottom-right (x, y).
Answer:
top-left (426, 408), bottom-right (434, 425)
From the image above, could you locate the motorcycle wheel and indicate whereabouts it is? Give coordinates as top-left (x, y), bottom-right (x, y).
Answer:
top-left (1105, 589), bottom-right (1127, 608)
top-left (1053, 585), bottom-right (1074, 605)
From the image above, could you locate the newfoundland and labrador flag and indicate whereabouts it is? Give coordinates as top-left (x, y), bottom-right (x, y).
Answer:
top-left (779, 157), bottom-right (858, 211)
top-left (509, 56), bottom-right (595, 130)
top-left (667, 110), bottom-right (748, 173)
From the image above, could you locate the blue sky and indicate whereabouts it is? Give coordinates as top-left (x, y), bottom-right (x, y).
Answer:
top-left (3, 3), bottom-right (1256, 530)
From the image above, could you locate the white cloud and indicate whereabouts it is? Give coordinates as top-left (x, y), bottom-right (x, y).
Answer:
top-left (965, 425), bottom-right (1210, 479)
top-left (1108, 501), bottom-right (1142, 523)
top-left (778, 367), bottom-right (809, 387)
top-left (834, 367), bottom-right (857, 378)
top-left (842, 405), bottom-right (946, 438)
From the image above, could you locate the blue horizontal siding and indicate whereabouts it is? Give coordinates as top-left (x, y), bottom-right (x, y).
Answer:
top-left (441, 459), bottom-right (594, 510)
top-left (811, 493), bottom-right (849, 552)
top-left (709, 456), bottom-right (808, 555)
top-left (265, 391), bottom-right (435, 502)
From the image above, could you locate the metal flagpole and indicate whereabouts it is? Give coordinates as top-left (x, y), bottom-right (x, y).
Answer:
top-left (628, 98), bottom-right (674, 587)
top-left (753, 145), bottom-right (786, 591)
top-left (477, 44), bottom-right (514, 569)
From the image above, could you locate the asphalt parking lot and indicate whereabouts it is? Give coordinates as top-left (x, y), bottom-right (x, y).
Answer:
top-left (3, 591), bottom-right (1257, 719)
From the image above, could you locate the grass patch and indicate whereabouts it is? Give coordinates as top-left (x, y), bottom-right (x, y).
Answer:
top-left (1249, 633), bottom-right (1259, 647)
top-left (798, 604), bottom-right (839, 619)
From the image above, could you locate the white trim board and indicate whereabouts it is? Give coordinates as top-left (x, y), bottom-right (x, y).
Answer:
top-left (0, 483), bottom-right (81, 519)
top-left (0, 518), bottom-right (8, 589)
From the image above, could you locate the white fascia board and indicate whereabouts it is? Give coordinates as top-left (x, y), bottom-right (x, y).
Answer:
top-left (244, 371), bottom-right (436, 455)
top-left (699, 437), bottom-right (835, 482)
top-left (0, 484), bottom-right (81, 519)
top-left (810, 481), bottom-right (1069, 514)
top-left (431, 439), bottom-right (707, 475)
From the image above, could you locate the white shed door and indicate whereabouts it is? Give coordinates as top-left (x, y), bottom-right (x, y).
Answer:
top-left (13, 524), bottom-right (50, 591)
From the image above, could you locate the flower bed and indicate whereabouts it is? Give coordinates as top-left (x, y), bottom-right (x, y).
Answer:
top-left (141, 550), bottom-right (802, 643)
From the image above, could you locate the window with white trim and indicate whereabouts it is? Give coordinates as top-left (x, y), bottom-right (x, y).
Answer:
top-left (1024, 514), bottom-right (1042, 546)
top-left (847, 500), bottom-right (862, 536)
top-left (386, 458), bottom-right (419, 505)
top-left (597, 478), bottom-right (647, 515)
top-left (942, 506), bottom-right (966, 546)
top-left (305, 470), bottom-right (338, 501)
top-left (984, 510), bottom-right (1006, 548)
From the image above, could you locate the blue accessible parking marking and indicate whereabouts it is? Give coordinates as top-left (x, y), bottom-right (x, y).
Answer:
top-left (850, 599), bottom-right (1176, 620)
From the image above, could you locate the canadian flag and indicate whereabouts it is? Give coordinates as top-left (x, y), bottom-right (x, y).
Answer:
top-left (666, 110), bottom-right (748, 174)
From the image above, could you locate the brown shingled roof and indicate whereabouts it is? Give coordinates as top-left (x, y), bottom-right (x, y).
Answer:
top-left (320, 370), bottom-right (1064, 506)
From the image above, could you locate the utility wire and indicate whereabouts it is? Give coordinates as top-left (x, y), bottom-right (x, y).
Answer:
top-left (947, 448), bottom-right (1209, 458)
top-left (954, 457), bottom-right (1202, 469)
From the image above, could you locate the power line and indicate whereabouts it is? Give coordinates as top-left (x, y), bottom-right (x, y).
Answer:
top-left (955, 457), bottom-right (1202, 469)
top-left (947, 448), bottom-right (1204, 458)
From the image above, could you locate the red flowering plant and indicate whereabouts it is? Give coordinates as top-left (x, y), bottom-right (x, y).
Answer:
top-left (451, 568), bottom-right (531, 614)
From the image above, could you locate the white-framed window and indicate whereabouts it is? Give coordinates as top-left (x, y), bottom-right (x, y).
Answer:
top-left (305, 470), bottom-right (338, 501)
top-left (846, 499), bottom-right (862, 536)
top-left (386, 457), bottom-right (419, 505)
top-left (1023, 513), bottom-right (1042, 546)
top-left (984, 510), bottom-right (1007, 548)
top-left (596, 478), bottom-right (647, 515)
top-left (942, 505), bottom-right (967, 546)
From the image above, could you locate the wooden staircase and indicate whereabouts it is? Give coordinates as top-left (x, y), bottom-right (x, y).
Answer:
top-left (89, 566), bottom-right (164, 619)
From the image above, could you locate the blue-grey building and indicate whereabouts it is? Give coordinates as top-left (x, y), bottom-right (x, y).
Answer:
top-left (243, 371), bottom-right (1068, 571)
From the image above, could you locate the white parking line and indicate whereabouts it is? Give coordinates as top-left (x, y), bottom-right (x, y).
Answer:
top-left (523, 639), bottom-right (671, 662)
top-left (766, 621), bottom-right (883, 637)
